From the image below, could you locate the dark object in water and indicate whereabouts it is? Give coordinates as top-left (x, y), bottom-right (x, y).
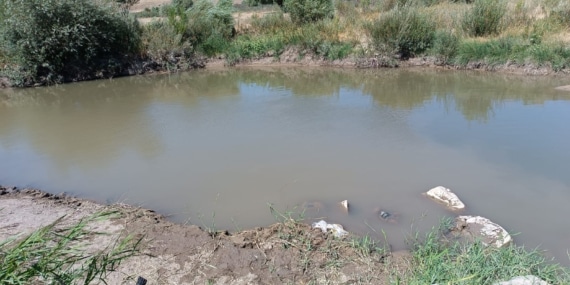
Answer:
top-left (379, 211), bottom-right (391, 219)
top-left (374, 207), bottom-right (399, 224)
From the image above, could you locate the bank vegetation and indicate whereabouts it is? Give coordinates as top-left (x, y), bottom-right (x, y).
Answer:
top-left (0, 0), bottom-right (569, 86)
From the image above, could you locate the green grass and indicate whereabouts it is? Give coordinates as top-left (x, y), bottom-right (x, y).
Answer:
top-left (399, 220), bottom-right (570, 284)
top-left (455, 37), bottom-right (570, 70)
top-left (0, 211), bottom-right (140, 285)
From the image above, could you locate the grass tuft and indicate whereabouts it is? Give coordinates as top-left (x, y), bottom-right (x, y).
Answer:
top-left (0, 211), bottom-right (140, 285)
top-left (462, 0), bottom-right (506, 37)
top-left (399, 219), bottom-right (570, 284)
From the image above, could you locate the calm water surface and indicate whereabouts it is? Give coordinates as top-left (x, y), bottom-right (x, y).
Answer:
top-left (1, 68), bottom-right (570, 263)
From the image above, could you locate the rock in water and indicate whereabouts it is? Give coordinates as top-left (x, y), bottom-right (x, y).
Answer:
top-left (494, 275), bottom-right (550, 285)
top-left (425, 186), bottom-right (465, 210)
top-left (453, 216), bottom-right (512, 248)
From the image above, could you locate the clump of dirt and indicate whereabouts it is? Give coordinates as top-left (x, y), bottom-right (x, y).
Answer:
top-left (0, 186), bottom-right (411, 284)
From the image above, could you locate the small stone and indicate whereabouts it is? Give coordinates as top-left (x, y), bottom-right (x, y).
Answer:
top-left (340, 200), bottom-right (348, 211)
top-left (425, 186), bottom-right (465, 210)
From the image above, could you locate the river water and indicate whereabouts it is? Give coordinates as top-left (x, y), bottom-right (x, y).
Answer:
top-left (1, 68), bottom-right (569, 263)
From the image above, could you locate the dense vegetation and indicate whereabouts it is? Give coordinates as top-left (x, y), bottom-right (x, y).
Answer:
top-left (0, 0), bottom-right (142, 86)
top-left (0, 0), bottom-right (570, 86)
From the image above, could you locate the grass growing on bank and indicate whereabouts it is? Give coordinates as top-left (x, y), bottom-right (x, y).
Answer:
top-left (0, 211), bottom-right (140, 284)
top-left (398, 220), bottom-right (570, 284)
top-left (221, 0), bottom-right (570, 68)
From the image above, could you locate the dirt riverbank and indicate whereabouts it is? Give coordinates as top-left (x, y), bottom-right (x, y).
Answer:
top-left (0, 186), bottom-right (411, 284)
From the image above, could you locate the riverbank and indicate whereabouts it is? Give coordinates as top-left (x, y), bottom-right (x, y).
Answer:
top-left (2, 0), bottom-right (570, 88)
top-left (0, 186), bottom-right (400, 284)
top-left (2, 185), bottom-right (568, 284)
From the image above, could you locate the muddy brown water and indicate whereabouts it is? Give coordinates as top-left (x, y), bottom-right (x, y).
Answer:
top-left (1, 68), bottom-right (570, 264)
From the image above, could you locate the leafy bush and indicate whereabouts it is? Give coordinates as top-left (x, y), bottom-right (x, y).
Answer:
top-left (462, 0), bottom-right (506, 37)
top-left (245, 0), bottom-right (282, 7)
top-left (283, 0), bottom-right (334, 23)
top-left (141, 20), bottom-right (194, 68)
top-left (367, 6), bottom-right (436, 58)
top-left (431, 30), bottom-right (460, 64)
top-left (116, 0), bottom-right (140, 5)
top-left (172, 0), bottom-right (194, 11)
top-left (0, 0), bottom-right (141, 86)
top-left (551, 0), bottom-right (570, 25)
top-left (185, 0), bottom-right (234, 54)
top-left (316, 41), bottom-right (353, 60)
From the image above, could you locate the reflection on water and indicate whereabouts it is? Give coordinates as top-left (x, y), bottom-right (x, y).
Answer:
top-left (1, 68), bottom-right (570, 264)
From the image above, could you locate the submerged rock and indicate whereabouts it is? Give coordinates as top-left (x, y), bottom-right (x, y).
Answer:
top-left (494, 275), bottom-right (550, 285)
top-left (312, 220), bottom-right (348, 238)
top-left (452, 216), bottom-right (512, 248)
top-left (425, 186), bottom-right (465, 210)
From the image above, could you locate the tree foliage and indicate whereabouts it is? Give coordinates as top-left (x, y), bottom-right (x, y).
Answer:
top-left (283, 0), bottom-right (334, 24)
top-left (0, 0), bottom-right (141, 85)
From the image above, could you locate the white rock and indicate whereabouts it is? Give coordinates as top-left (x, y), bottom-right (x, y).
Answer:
top-left (312, 220), bottom-right (349, 238)
top-left (340, 200), bottom-right (349, 211)
top-left (426, 186), bottom-right (465, 210)
top-left (455, 216), bottom-right (512, 248)
top-left (494, 275), bottom-right (550, 285)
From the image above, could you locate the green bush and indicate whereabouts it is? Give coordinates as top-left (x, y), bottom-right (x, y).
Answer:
top-left (431, 30), bottom-right (460, 64)
top-left (367, 6), bottom-right (435, 58)
top-left (141, 20), bottom-right (194, 68)
top-left (551, 1), bottom-right (570, 25)
top-left (462, 0), bottom-right (506, 37)
top-left (316, 41), bottom-right (353, 60)
top-left (283, 0), bottom-right (334, 23)
top-left (0, 0), bottom-right (141, 86)
top-left (226, 35), bottom-right (285, 64)
top-left (245, 0), bottom-right (282, 7)
top-left (185, 0), bottom-right (234, 54)
top-left (116, 0), bottom-right (140, 5)
top-left (172, 0), bottom-right (194, 11)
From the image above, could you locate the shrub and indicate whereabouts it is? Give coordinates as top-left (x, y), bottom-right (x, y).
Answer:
top-left (141, 20), bottom-right (194, 68)
top-left (283, 0), bottom-right (334, 24)
top-left (0, 0), bottom-right (141, 86)
top-left (245, 0), bottom-right (282, 7)
top-left (249, 12), bottom-right (293, 34)
top-left (172, 0), bottom-right (194, 11)
top-left (316, 41), bottom-right (353, 60)
top-left (367, 6), bottom-right (436, 58)
top-left (551, 1), bottom-right (570, 25)
top-left (431, 30), bottom-right (460, 64)
top-left (185, 0), bottom-right (234, 54)
top-left (462, 0), bottom-right (506, 37)
top-left (116, 0), bottom-right (140, 6)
